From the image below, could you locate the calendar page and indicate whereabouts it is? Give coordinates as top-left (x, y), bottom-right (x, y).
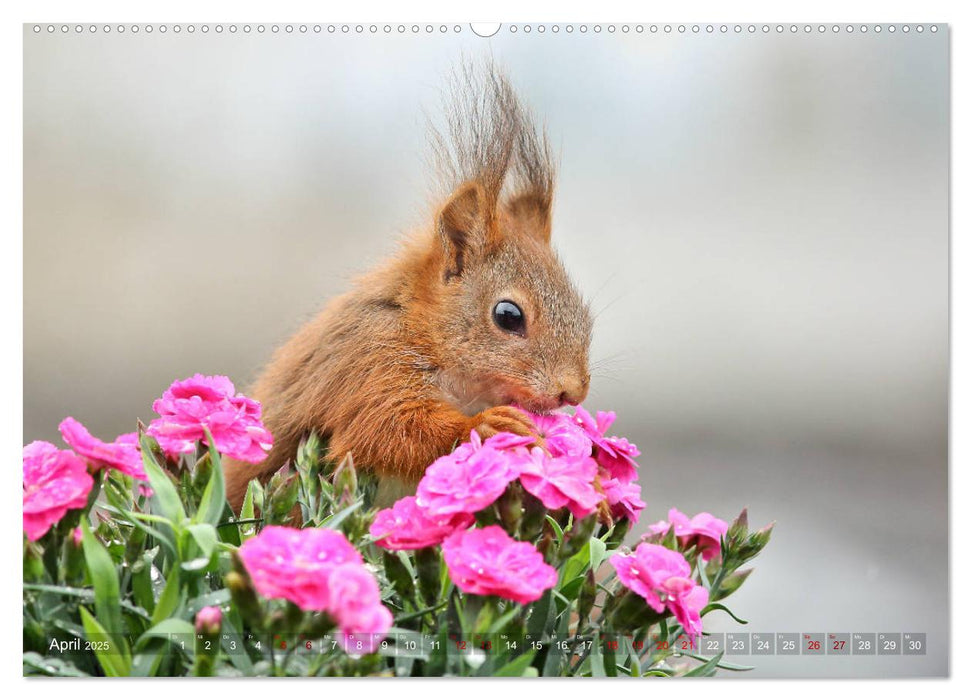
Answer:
top-left (20, 19), bottom-right (948, 680)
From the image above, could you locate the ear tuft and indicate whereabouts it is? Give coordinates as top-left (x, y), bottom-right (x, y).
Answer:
top-left (505, 191), bottom-right (553, 244)
top-left (438, 182), bottom-right (489, 280)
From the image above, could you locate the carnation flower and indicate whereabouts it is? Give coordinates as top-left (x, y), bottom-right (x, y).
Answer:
top-left (237, 526), bottom-right (362, 610)
top-left (146, 374), bottom-right (273, 464)
top-left (442, 526), bottom-right (558, 605)
top-left (647, 508), bottom-right (728, 561)
top-left (370, 496), bottom-right (474, 551)
top-left (663, 578), bottom-right (709, 640)
top-left (573, 405), bottom-right (641, 483)
top-left (23, 441), bottom-right (94, 541)
top-left (327, 563), bottom-right (394, 653)
top-left (600, 475), bottom-right (646, 523)
top-left (415, 431), bottom-right (521, 517)
top-left (610, 543), bottom-right (708, 639)
top-left (525, 410), bottom-right (593, 458)
top-left (59, 417), bottom-right (147, 480)
top-left (515, 447), bottom-right (604, 519)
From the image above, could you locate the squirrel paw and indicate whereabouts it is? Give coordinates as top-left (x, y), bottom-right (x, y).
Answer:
top-left (470, 405), bottom-right (541, 444)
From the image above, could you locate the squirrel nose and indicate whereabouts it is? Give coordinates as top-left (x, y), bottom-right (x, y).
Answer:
top-left (557, 375), bottom-right (589, 407)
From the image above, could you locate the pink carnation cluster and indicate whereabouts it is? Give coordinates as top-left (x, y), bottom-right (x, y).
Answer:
top-left (238, 526), bottom-right (392, 653)
top-left (23, 373), bottom-right (272, 542)
top-left (23, 418), bottom-right (151, 540)
top-left (647, 508), bottom-right (729, 562)
top-left (610, 542), bottom-right (709, 639)
top-left (369, 404), bottom-right (644, 605)
top-left (147, 374), bottom-right (274, 464)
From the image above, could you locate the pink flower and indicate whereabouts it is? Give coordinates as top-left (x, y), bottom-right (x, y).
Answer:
top-left (237, 526), bottom-right (363, 611)
top-left (610, 543), bottom-right (708, 639)
top-left (600, 475), bottom-right (646, 523)
top-left (23, 441), bottom-right (94, 541)
top-left (525, 410), bottom-right (593, 459)
top-left (72, 527), bottom-right (83, 547)
top-left (647, 508), bottom-right (728, 561)
top-left (58, 417), bottom-right (147, 481)
top-left (370, 496), bottom-right (474, 551)
top-left (442, 526), bottom-right (558, 604)
top-left (664, 579), bottom-right (709, 640)
top-left (147, 374), bottom-right (273, 464)
top-left (327, 563), bottom-right (393, 653)
top-left (237, 526), bottom-right (391, 653)
top-left (195, 605), bottom-right (223, 634)
top-left (573, 405), bottom-right (640, 483)
top-left (416, 431), bottom-right (521, 517)
top-left (515, 447), bottom-right (604, 519)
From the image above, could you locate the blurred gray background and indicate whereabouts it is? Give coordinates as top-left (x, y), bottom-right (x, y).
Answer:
top-left (23, 24), bottom-right (948, 677)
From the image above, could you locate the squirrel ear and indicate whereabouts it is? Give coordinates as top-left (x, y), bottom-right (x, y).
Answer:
top-left (437, 182), bottom-right (490, 281)
top-left (505, 191), bottom-right (553, 245)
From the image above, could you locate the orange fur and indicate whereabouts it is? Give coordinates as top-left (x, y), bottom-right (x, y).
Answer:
top-left (225, 64), bottom-right (592, 509)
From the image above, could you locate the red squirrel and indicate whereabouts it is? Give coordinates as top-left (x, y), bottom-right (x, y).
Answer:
top-left (224, 64), bottom-right (593, 509)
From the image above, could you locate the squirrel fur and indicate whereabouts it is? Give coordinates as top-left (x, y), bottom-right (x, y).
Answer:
top-left (224, 63), bottom-right (593, 509)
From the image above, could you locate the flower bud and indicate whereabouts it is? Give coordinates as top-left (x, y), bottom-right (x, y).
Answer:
top-left (333, 453), bottom-right (358, 502)
top-left (559, 514), bottom-right (597, 558)
top-left (577, 569), bottom-right (597, 624)
top-left (193, 606), bottom-right (222, 677)
top-left (726, 507), bottom-right (749, 547)
top-left (519, 492), bottom-right (547, 542)
top-left (606, 589), bottom-right (663, 633)
top-left (195, 605), bottom-right (223, 636)
top-left (497, 484), bottom-right (523, 535)
top-left (266, 470), bottom-right (300, 523)
top-left (605, 518), bottom-right (630, 550)
top-left (226, 567), bottom-right (264, 627)
top-left (713, 567), bottom-right (753, 601)
top-left (192, 452), bottom-right (213, 493)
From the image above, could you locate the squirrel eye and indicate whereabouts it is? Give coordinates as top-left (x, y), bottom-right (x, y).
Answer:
top-left (493, 300), bottom-right (526, 335)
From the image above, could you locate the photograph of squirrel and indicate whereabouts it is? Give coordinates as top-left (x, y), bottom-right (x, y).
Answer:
top-left (224, 62), bottom-right (593, 509)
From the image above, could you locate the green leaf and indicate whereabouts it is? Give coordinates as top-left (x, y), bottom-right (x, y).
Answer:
top-left (140, 434), bottom-right (186, 526)
top-left (23, 652), bottom-right (90, 677)
top-left (526, 589), bottom-right (553, 641)
top-left (186, 523), bottom-right (218, 561)
top-left (493, 650), bottom-right (537, 677)
top-left (134, 618), bottom-right (195, 651)
top-left (319, 499), bottom-right (363, 531)
top-left (544, 514), bottom-right (564, 540)
top-left (700, 601), bottom-right (749, 625)
top-left (151, 569), bottom-right (184, 625)
top-left (23, 583), bottom-right (151, 620)
top-left (80, 521), bottom-right (125, 640)
top-left (487, 605), bottom-right (523, 635)
top-left (589, 536), bottom-right (607, 572)
top-left (683, 651), bottom-right (723, 677)
top-left (186, 588), bottom-right (231, 616)
top-left (79, 606), bottom-right (131, 677)
top-left (589, 650), bottom-right (606, 677)
top-left (681, 651), bottom-right (754, 672)
top-left (196, 428), bottom-right (227, 527)
top-left (239, 480), bottom-right (259, 541)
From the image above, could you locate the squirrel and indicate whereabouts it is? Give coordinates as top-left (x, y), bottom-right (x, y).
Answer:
top-left (224, 63), bottom-right (593, 510)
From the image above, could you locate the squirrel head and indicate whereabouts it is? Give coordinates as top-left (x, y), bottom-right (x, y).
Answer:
top-left (427, 181), bottom-right (592, 414)
top-left (409, 63), bottom-right (592, 415)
